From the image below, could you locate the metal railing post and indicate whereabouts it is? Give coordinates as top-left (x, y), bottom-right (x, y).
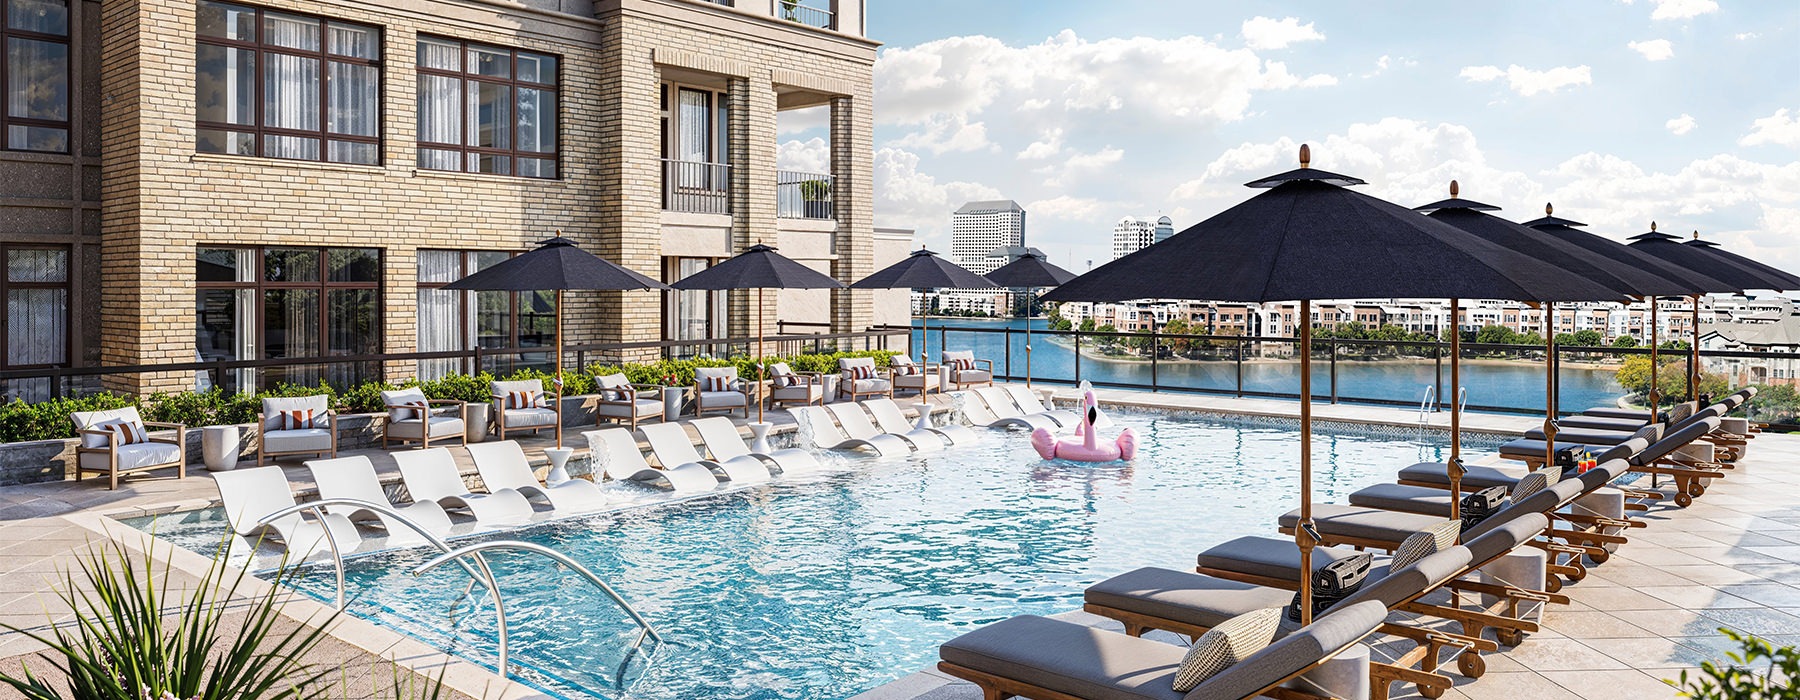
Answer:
top-left (1434, 340), bottom-right (1444, 413)
top-left (1003, 326), bottom-right (1012, 379)
top-left (1236, 337), bottom-right (1245, 398)
top-left (1073, 328), bottom-right (1082, 384)
top-left (1329, 341), bottom-right (1339, 404)
top-left (1150, 330), bottom-right (1159, 391)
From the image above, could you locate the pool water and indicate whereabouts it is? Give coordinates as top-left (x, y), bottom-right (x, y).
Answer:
top-left (134, 412), bottom-right (1500, 700)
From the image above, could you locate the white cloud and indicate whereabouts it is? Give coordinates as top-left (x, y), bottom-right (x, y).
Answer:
top-left (1740, 108), bottom-right (1800, 149)
top-left (1735, 32), bottom-right (1760, 40)
top-left (1017, 128), bottom-right (1065, 160)
top-left (874, 30), bottom-right (1335, 129)
top-left (1666, 114), bottom-right (1698, 135)
top-left (1648, 0), bottom-right (1718, 21)
top-left (872, 147), bottom-right (1003, 245)
top-left (1628, 39), bottom-right (1674, 61)
top-left (1023, 195), bottom-right (1113, 223)
top-left (1034, 146), bottom-right (1125, 187)
top-left (776, 105), bottom-right (829, 135)
top-left (1361, 54), bottom-right (1418, 78)
top-left (1459, 64), bottom-right (1592, 96)
top-left (887, 113), bottom-right (996, 155)
top-left (1240, 16), bottom-right (1325, 50)
top-left (776, 137), bottom-right (830, 172)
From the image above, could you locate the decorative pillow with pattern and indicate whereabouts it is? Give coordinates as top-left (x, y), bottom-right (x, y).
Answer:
top-left (280, 408), bottom-right (319, 430)
top-left (891, 358), bottom-right (919, 376)
top-left (1390, 519), bottom-right (1461, 571)
top-left (388, 401), bottom-right (431, 421)
top-left (1171, 607), bottom-right (1283, 692)
top-left (1511, 470), bottom-right (1552, 500)
top-left (92, 418), bottom-right (149, 446)
top-left (767, 365), bottom-right (796, 388)
top-left (848, 365), bottom-right (875, 381)
top-left (600, 387), bottom-right (632, 401)
top-left (504, 390), bottom-right (545, 410)
top-left (953, 358), bottom-right (976, 372)
top-left (702, 375), bottom-right (732, 393)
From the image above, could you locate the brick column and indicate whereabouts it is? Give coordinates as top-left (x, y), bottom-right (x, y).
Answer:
top-left (587, 18), bottom-right (663, 363)
top-left (829, 94), bottom-right (874, 333)
top-left (728, 73), bottom-right (779, 345)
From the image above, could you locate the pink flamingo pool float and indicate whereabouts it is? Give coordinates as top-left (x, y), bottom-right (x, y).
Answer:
top-left (1031, 390), bottom-right (1137, 462)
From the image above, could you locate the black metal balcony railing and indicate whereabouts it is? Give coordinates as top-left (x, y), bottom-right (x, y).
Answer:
top-left (776, 170), bottom-right (834, 220)
top-left (778, 0), bottom-right (834, 29)
top-left (662, 159), bottom-right (732, 215)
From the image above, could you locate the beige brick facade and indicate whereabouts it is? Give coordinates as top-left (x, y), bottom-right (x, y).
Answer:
top-left (8, 0), bottom-right (876, 392)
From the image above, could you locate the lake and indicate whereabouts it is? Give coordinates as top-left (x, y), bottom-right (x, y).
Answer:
top-left (909, 318), bottom-right (1625, 415)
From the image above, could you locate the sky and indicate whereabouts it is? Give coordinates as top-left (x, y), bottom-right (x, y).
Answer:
top-left (774, 0), bottom-right (1800, 276)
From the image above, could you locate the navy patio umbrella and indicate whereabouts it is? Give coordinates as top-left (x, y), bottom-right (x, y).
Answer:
top-left (671, 243), bottom-right (845, 422)
top-left (984, 250), bottom-right (1078, 387)
top-left (443, 235), bottom-right (670, 447)
top-left (850, 248), bottom-right (998, 371)
top-left (1043, 145), bottom-right (1626, 624)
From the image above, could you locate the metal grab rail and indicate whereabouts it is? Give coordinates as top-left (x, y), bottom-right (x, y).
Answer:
top-left (251, 498), bottom-right (500, 610)
top-left (414, 540), bottom-right (666, 682)
top-left (1418, 384), bottom-right (1437, 426)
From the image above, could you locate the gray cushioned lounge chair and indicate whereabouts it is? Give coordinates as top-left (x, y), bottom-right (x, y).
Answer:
top-left (937, 599), bottom-right (1389, 700)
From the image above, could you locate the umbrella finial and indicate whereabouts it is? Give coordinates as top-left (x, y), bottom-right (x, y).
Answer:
top-left (1449, 180), bottom-right (1460, 197)
top-left (1298, 143), bottom-right (1312, 168)
top-left (1545, 202), bottom-right (1553, 216)
top-left (1692, 229), bottom-right (1700, 240)
top-left (1651, 221), bottom-right (1658, 233)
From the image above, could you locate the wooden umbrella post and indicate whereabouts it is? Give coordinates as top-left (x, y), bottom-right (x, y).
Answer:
top-left (757, 287), bottom-right (765, 425)
top-left (1690, 295), bottom-right (1701, 401)
top-left (1448, 298), bottom-right (1463, 519)
top-left (1649, 298), bottom-right (1660, 423)
top-left (1296, 299), bottom-right (1317, 626)
top-left (554, 289), bottom-right (564, 449)
top-left (1543, 302), bottom-right (1556, 465)
top-left (1025, 287), bottom-right (1034, 387)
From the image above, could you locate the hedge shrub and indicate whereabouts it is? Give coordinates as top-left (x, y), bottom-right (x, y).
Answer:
top-left (0, 349), bottom-right (896, 444)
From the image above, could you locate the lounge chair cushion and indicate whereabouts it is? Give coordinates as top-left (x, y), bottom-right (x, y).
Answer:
top-left (939, 615), bottom-right (1189, 700)
top-left (1279, 504), bottom-right (1450, 548)
top-left (387, 414), bottom-right (465, 440)
top-left (1086, 568), bottom-right (1294, 631)
top-left (1557, 415), bottom-right (1650, 432)
top-left (1397, 461), bottom-right (1537, 490)
top-left (79, 441), bottom-right (180, 471)
top-left (1347, 483), bottom-right (1455, 517)
top-left (769, 383), bottom-right (824, 402)
top-left (1582, 407), bottom-right (1665, 421)
top-left (1172, 607), bottom-right (1282, 692)
top-left (1498, 438), bottom-right (1608, 460)
top-left (72, 407), bottom-right (147, 448)
top-left (1189, 600), bottom-right (1387, 700)
top-left (1463, 513), bottom-right (1548, 565)
top-left (262, 428), bottom-right (333, 454)
top-left (1512, 470), bottom-right (1553, 499)
top-left (699, 391), bottom-right (747, 407)
top-left (1196, 537), bottom-right (1373, 584)
top-left (953, 369), bottom-right (992, 384)
top-left (261, 395), bottom-right (329, 431)
top-left (596, 398), bottom-right (663, 418)
top-left (500, 406), bottom-right (559, 428)
top-left (843, 378), bottom-right (891, 394)
top-left (1390, 520), bottom-right (1460, 570)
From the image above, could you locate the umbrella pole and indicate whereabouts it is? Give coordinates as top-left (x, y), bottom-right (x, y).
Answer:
top-left (1649, 299), bottom-right (1660, 422)
top-left (757, 287), bottom-right (765, 425)
top-left (1025, 288), bottom-right (1034, 387)
top-left (1449, 299), bottom-right (1463, 520)
top-left (1690, 296), bottom-right (1701, 402)
top-left (554, 290), bottom-right (564, 450)
top-left (1543, 302), bottom-right (1556, 466)
top-left (1296, 300), bottom-right (1317, 626)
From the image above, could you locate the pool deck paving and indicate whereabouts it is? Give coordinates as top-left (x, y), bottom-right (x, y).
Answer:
top-left (0, 386), bottom-right (1790, 700)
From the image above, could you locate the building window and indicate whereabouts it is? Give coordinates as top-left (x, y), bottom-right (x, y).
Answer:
top-left (1, 244), bottom-right (67, 371)
top-left (416, 250), bottom-right (555, 379)
top-left (194, 1), bottom-right (381, 165)
top-left (3, 0), bottom-right (69, 152)
top-left (416, 37), bottom-right (558, 178)
top-left (659, 82), bottom-right (731, 213)
top-left (664, 256), bottom-right (726, 353)
top-left (196, 246), bottom-right (381, 391)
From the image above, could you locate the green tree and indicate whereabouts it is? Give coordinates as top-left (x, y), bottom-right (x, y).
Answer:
top-left (1164, 318), bottom-right (1193, 355)
top-left (1475, 325), bottom-right (1517, 345)
top-left (1049, 317), bottom-right (1072, 332)
top-left (1612, 334), bottom-right (1639, 348)
top-left (1078, 318), bottom-right (1096, 333)
top-left (1659, 339), bottom-right (1692, 351)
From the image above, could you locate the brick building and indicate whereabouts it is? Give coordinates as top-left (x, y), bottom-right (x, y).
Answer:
top-left (0, 0), bottom-right (878, 395)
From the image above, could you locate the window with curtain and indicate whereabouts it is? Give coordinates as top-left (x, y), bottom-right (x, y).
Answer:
top-left (415, 36), bottom-right (558, 178)
top-left (2, 0), bottom-right (70, 152)
top-left (195, 246), bottom-right (381, 391)
top-left (416, 249), bottom-right (554, 379)
top-left (1, 245), bottom-right (67, 368)
top-left (194, 1), bottom-right (381, 165)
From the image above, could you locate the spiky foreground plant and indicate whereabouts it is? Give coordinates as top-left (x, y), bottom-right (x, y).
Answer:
top-left (0, 539), bottom-right (340, 700)
top-left (1674, 627), bottom-right (1800, 700)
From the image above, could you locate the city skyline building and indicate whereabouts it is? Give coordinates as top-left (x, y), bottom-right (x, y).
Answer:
top-left (950, 200), bottom-right (1026, 275)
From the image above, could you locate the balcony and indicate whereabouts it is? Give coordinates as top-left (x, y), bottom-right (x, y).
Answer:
top-left (663, 159), bottom-right (732, 215)
top-left (777, 0), bottom-right (834, 30)
top-left (776, 170), bottom-right (834, 220)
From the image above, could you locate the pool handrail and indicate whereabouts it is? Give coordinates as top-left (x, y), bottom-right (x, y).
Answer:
top-left (252, 497), bottom-right (502, 610)
top-left (413, 539), bottom-right (666, 682)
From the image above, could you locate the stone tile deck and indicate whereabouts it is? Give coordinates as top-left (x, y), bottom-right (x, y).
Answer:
top-left (2, 386), bottom-right (1789, 700)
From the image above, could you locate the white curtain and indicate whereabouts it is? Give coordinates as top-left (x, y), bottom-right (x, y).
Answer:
top-left (416, 74), bottom-right (461, 169)
top-left (5, 249), bottom-right (66, 367)
top-left (677, 89), bottom-right (710, 188)
top-left (417, 250), bottom-right (463, 379)
top-left (261, 13), bottom-right (319, 159)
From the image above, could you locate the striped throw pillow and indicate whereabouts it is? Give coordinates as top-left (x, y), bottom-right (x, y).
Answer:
top-left (951, 358), bottom-right (975, 372)
top-left (280, 409), bottom-right (318, 430)
top-left (96, 418), bottom-right (149, 446)
top-left (1391, 519), bottom-right (1461, 571)
top-left (891, 360), bottom-right (919, 376)
top-left (702, 375), bottom-right (732, 392)
top-left (768, 367), bottom-right (795, 388)
top-left (1512, 470), bottom-right (1552, 500)
top-left (848, 365), bottom-right (875, 381)
top-left (1171, 607), bottom-right (1282, 692)
top-left (505, 390), bottom-right (544, 409)
top-left (388, 401), bottom-right (430, 421)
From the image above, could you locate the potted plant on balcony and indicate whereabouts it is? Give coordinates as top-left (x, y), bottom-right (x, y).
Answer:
top-left (800, 178), bottom-right (832, 219)
top-left (780, 0), bottom-right (801, 21)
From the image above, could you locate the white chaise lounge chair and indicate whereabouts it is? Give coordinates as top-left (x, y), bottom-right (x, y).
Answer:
top-left (831, 401), bottom-right (940, 452)
top-left (691, 416), bottom-right (820, 474)
top-left (391, 448), bottom-right (535, 526)
top-left (640, 421), bottom-right (771, 483)
top-left (465, 441), bottom-right (609, 513)
top-left (583, 428), bottom-right (718, 492)
top-left (304, 456), bottom-right (454, 545)
top-left (789, 406), bottom-right (908, 456)
top-left (969, 387), bottom-right (1061, 432)
top-left (213, 465), bottom-right (360, 558)
top-left (865, 397), bottom-right (977, 446)
top-left (1001, 384), bottom-right (1078, 427)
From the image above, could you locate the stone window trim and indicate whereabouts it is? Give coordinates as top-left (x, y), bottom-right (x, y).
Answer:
top-left (2, 0), bottom-right (71, 154)
top-left (415, 35), bottom-right (560, 180)
top-left (194, 0), bottom-right (384, 165)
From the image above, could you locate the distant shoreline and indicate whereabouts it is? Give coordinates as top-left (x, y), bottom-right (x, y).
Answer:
top-left (1037, 335), bottom-right (1625, 371)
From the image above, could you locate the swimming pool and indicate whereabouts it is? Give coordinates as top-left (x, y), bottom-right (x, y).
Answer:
top-left (132, 411), bottom-right (1502, 700)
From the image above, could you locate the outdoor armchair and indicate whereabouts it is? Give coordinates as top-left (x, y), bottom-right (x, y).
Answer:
top-left (693, 367), bottom-right (751, 418)
top-left (491, 378), bottom-right (560, 440)
top-left (257, 394), bottom-right (336, 466)
top-left (72, 406), bottom-right (186, 490)
top-left (836, 356), bottom-right (892, 401)
top-left (593, 373), bottom-right (665, 429)
top-left (380, 387), bottom-right (466, 449)
top-left (762, 362), bottom-right (825, 409)
top-left (940, 350), bottom-right (992, 390)
top-left (886, 354), bottom-right (939, 396)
